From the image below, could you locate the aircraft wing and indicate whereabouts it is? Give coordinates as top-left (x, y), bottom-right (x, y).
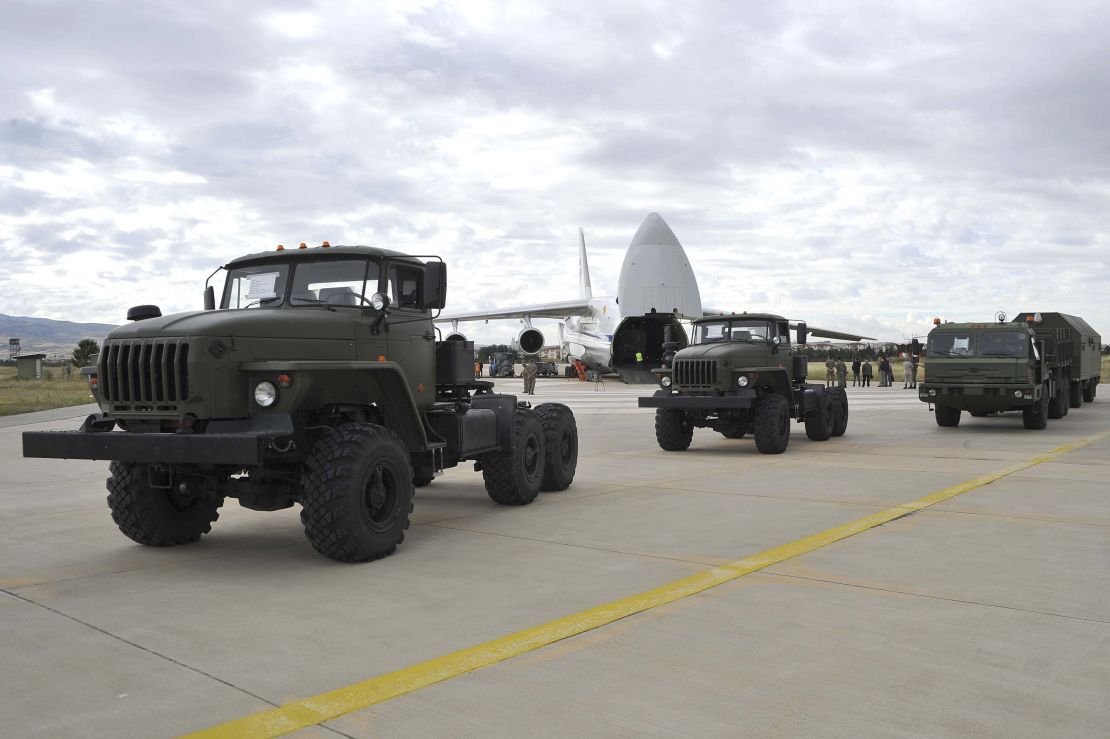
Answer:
top-left (435, 299), bottom-right (593, 323)
top-left (801, 325), bottom-right (877, 342)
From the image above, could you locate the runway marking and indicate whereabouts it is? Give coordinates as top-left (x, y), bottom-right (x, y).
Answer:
top-left (184, 429), bottom-right (1109, 739)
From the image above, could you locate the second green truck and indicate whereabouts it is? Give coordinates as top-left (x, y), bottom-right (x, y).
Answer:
top-left (920, 311), bottom-right (1101, 429)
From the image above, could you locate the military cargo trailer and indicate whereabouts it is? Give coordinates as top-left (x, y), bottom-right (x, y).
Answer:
top-left (1012, 311), bottom-right (1101, 406)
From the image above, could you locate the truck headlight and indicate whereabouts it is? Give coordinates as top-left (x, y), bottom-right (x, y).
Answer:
top-left (928, 389), bottom-right (936, 396)
top-left (1013, 390), bottom-right (1022, 398)
top-left (737, 375), bottom-right (749, 387)
top-left (660, 375), bottom-right (672, 388)
top-left (254, 381), bottom-right (278, 407)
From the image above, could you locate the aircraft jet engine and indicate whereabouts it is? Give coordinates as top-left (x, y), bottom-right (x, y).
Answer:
top-left (516, 327), bottom-right (545, 355)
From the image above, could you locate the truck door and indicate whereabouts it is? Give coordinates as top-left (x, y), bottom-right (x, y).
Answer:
top-left (384, 261), bottom-right (436, 409)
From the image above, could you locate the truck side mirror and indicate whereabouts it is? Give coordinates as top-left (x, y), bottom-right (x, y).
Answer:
top-left (422, 262), bottom-right (447, 310)
top-left (796, 322), bottom-right (808, 345)
top-left (203, 286), bottom-right (215, 311)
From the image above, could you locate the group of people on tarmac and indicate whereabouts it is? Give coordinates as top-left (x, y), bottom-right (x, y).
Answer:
top-left (476, 356), bottom-right (538, 394)
top-left (826, 354), bottom-right (921, 388)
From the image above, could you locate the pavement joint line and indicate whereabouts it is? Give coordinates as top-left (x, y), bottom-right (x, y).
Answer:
top-left (763, 572), bottom-right (1110, 625)
top-left (0, 587), bottom-right (278, 709)
top-left (422, 522), bottom-right (721, 567)
top-left (184, 427), bottom-right (1110, 739)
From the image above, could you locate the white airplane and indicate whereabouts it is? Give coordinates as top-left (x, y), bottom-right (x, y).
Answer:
top-left (437, 212), bottom-right (705, 383)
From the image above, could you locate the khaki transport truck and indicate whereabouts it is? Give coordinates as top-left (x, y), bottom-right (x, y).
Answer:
top-left (919, 311), bottom-right (1100, 429)
top-left (638, 314), bottom-right (872, 454)
top-left (23, 244), bottom-right (579, 562)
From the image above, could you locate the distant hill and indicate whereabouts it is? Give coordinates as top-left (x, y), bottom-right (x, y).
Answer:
top-left (1, 313), bottom-right (118, 360)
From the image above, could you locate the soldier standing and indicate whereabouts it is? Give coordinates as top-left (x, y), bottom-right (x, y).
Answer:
top-left (835, 357), bottom-right (847, 388)
top-left (861, 360), bottom-right (873, 387)
top-left (825, 355), bottom-right (836, 387)
top-left (851, 357), bottom-right (861, 386)
top-left (911, 354), bottom-right (920, 389)
top-left (522, 357), bottom-right (537, 395)
top-left (902, 357), bottom-right (913, 389)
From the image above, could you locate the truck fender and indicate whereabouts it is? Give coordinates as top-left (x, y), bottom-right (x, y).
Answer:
top-left (241, 360), bottom-right (428, 451)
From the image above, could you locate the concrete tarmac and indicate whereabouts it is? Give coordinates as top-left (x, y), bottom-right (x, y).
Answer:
top-left (1, 381), bottom-right (1107, 737)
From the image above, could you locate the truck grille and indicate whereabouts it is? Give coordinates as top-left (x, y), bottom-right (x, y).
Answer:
top-left (674, 359), bottom-right (718, 388)
top-left (99, 339), bottom-right (191, 406)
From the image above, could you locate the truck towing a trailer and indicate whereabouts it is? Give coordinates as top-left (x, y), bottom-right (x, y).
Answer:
top-left (919, 311), bottom-right (1100, 429)
top-left (22, 243), bottom-right (579, 562)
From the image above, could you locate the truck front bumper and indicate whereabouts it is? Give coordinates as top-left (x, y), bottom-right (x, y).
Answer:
top-left (638, 388), bottom-right (757, 410)
top-left (22, 414), bottom-right (295, 465)
top-left (918, 384), bottom-right (1037, 411)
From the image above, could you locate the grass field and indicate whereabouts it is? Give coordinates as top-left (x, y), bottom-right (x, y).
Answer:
top-left (0, 366), bottom-right (95, 417)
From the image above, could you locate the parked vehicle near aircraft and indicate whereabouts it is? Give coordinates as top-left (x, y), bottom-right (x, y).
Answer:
top-left (920, 311), bottom-right (1100, 429)
top-left (23, 243), bottom-right (579, 562)
top-left (638, 314), bottom-right (873, 454)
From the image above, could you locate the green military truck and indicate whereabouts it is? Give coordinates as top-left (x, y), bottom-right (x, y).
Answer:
top-left (919, 311), bottom-right (1100, 429)
top-left (638, 314), bottom-right (872, 454)
top-left (23, 244), bottom-right (579, 562)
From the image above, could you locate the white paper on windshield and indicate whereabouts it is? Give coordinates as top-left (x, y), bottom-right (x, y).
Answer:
top-left (246, 272), bottom-right (279, 299)
top-left (953, 337), bottom-right (970, 350)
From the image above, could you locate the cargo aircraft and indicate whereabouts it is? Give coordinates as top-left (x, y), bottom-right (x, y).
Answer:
top-left (437, 213), bottom-right (872, 383)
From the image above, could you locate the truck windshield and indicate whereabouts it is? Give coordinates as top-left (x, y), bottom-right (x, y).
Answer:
top-left (978, 331), bottom-right (1028, 357)
top-left (927, 332), bottom-right (976, 357)
top-left (694, 319), bottom-right (773, 344)
top-left (223, 264), bottom-right (290, 309)
top-left (290, 259), bottom-right (379, 307)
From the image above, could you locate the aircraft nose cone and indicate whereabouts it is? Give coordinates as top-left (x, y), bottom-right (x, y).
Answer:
top-left (629, 212), bottom-right (681, 249)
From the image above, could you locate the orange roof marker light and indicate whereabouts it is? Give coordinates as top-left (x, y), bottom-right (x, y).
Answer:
top-left (933, 317), bottom-right (941, 325)
top-left (299, 242), bottom-right (308, 249)
top-left (276, 244), bottom-right (285, 251)
top-left (322, 240), bottom-right (331, 248)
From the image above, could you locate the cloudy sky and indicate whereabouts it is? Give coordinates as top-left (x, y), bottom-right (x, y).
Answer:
top-left (1, 0), bottom-right (1107, 344)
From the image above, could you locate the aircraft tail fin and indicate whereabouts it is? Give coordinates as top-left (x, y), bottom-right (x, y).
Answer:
top-left (578, 227), bottom-right (592, 300)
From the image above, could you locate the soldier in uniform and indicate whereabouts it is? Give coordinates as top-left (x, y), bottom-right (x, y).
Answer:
top-left (851, 357), bottom-right (861, 386)
top-left (835, 357), bottom-right (848, 388)
top-left (825, 355), bottom-right (836, 387)
top-left (522, 357), bottom-right (537, 395)
top-left (861, 360), bottom-right (873, 387)
top-left (902, 357), bottom-right (913, 389)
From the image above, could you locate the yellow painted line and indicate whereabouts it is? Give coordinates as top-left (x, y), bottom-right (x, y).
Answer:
top-left (186, 430), bottom-right (1108, 739)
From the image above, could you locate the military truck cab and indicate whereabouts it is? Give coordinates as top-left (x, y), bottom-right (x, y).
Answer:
top-left (23, 244), bottom-right (579, 562)
top-left (638, 313), bottom-right (850, 454)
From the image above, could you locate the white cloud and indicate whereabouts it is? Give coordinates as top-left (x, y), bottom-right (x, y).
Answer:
top-left (263, 12), bottom-right (322, 39)
top-left (0, 0), bottom-right (1107, 338)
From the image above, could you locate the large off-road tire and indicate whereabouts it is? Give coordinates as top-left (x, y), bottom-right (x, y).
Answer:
top-left (655, 408), bottom-right (693, 451)
top-left (483, 408), bottom-right (546, 505)
top-left (1023, 389), bottom-right (1049, 430)
top-left (535, 402), bottom-right (578, 491)
top-left (299, 423), bottom-right (414, 563)
top-left (829, 387), bottom-right (848, 437)
top-left (934, 404), bottom-right (961, 427)
top-left (1069, 380), bottom-right (1083, 408)
top-left (804, 389), bottom-right (834, 441)
top-left (754, 394), bottom-right (790, 454)
top-left (106, 461), bottom-right (223, 546)
top-left (1083, 379), bottom-right (1096, 402)
top-left (719, 423), bottom-right (746, 439)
